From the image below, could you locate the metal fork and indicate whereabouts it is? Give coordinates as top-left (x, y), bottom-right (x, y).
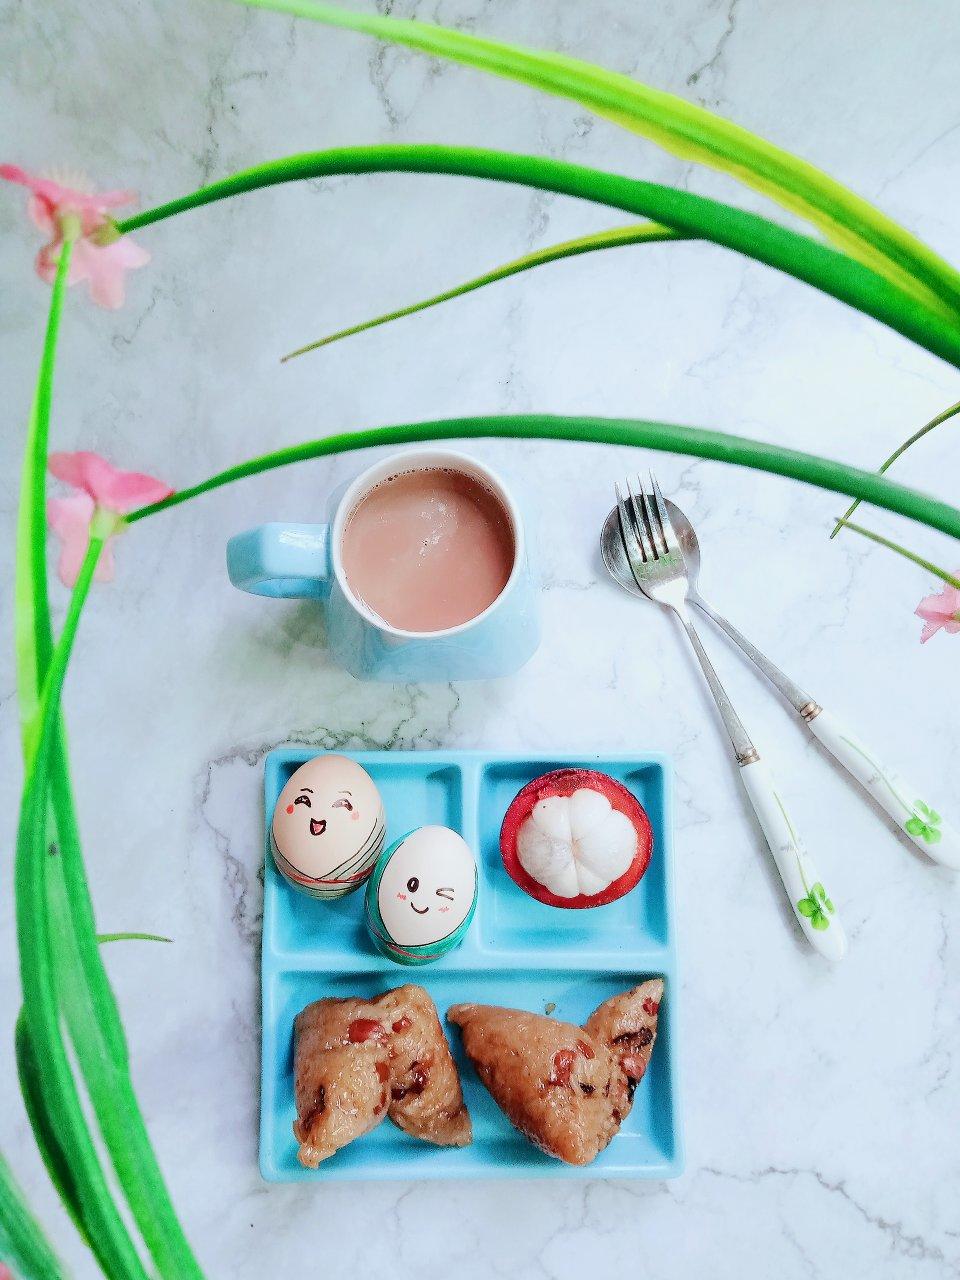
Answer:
top-left (616, 474), bottom-right (847, 962)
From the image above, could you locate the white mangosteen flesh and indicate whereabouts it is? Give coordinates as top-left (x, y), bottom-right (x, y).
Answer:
top-left (515, 788), bottom-right (638, 899)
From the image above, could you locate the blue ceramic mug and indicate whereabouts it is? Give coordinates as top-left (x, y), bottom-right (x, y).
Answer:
top-left (226, 448), bottom-right (539, 681)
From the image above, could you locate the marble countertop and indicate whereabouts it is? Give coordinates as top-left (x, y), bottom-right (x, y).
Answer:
top-left (2, 1), bottom-right (959, 1277)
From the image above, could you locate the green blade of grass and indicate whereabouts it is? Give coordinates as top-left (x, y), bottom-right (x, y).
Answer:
top-left (13, 244), bottom-right (150, 1280)
top-left (117, 145), bottom-right (960, 370)
top-left (127, 413), bottom-right (960, 541)
top-left (20, 532), bottom-right (203, 1280)
top-left (14, 1009), bottom-right (91, 1257)
top-left (0, 1145), bottom-right (68, 1280)
top-left (281, 220), bottom-right (683, 360)
top-left (14, 246), bottom-right (204, 1276)
top-left (97, 933), bottom-right (173, 945)
top-left (232, 0), bottom-right (960, 320)
top-left (834, 518), bottom-right (960, 589)
top-left (16, 540), bottom-right (150, 1280)
top-left (45, 760), bottom-right (205, 1278)
top-left (831, 398), bottom-right (960, 538)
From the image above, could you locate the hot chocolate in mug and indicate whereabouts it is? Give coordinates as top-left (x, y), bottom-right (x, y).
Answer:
top-left (226, 449), bottom-right (540, 681)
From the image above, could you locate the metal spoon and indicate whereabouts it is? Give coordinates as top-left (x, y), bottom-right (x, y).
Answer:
top-left (602, 499), bottom-right (960, 870)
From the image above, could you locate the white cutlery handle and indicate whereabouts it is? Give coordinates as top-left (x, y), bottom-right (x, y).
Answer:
top-left (740, 759), bottom-right (847, 961)
top-left (808, 709), bottom-right (960, 869)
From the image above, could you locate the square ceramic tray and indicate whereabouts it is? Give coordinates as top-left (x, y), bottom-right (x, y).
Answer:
top-left (260, 749), bottom-right (682, 1181)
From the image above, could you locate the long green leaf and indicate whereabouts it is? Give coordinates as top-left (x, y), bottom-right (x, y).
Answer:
top-left (14, 251), bottom-right (202, 1275)
top-left (117, 145), bottom-right (960, 369)
top-left (0, 1146), bottom-right (67, 1280)
top-left (14, 1010), bottom-right (90, 1256)
top-left (233, 0), bottom-right (960, 320)
top-left (282, 220), bottom-right (683, 360)
top-left (831, 398), bottom-right (960, 537)
top-left (128, 414), bottom-right (960, 541)
top-left (16, 550), bottom-right (149, 1280)
top-left (13, 245), bottom-right (149, 1280)
top-left (46, 763), bottom-right (205, 1278)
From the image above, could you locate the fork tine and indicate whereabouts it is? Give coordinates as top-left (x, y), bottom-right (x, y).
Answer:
top-left (649, 471), bottom-right (679, 554)
top-left (615, 482), bottom-right (645, 574)
top-left (626, 477), bottom-right (653, 562)
top-left (633, 475), bottom-right (661, 559)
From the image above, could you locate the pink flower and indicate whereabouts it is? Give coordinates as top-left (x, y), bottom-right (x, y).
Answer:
top-left (47, 451), bottom-right (174, 587)
top-left (916, 576), bottom-right (960, 643)
top-left (1, 164), bottom-right (150, 308)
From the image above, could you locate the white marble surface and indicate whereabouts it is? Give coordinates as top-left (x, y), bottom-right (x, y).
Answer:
top-left (2, 1), bottom-right (960, 1276)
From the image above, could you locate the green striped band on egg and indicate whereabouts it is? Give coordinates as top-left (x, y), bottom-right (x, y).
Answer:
top-left (364, 826), bottom-right (478, 965)
top-left (271, 810), bottom-right (386, 900)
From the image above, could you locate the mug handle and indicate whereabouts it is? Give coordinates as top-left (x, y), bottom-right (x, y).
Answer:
top-left (226, 523), bottom-right (331, 599)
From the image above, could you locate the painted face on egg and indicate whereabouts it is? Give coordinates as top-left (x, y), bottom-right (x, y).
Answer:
top-left (376, 827), bottom-right (476, 947)
top-left (271, 754), bottom-right (385, 886)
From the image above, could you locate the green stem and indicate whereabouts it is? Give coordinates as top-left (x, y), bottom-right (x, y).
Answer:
top-left (13, 245), bottom-right (150, 1279)
top-left (127, 414), bottom-right (960, 541)
top-left (281, 220), bottom-right (684, 361)
top-left (15, 536), bottom-right (150, 1280)
top-left (831, 398), bottom-right (960, 538)
top-left (13, 230), bottom-right (203, 1275)
top-left (11, 249), bottom-right (205, 1274)
top-left (834, 517), bottom-right (960, 589)
top-left (97, 932), bottom-right (173, 944)
top-left (17, 240), bottom-right (72, 758)
top-left (115, 145), bottom-right (960, 369)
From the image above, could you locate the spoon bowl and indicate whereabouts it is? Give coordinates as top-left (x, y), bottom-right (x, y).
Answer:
top-left (601, 498), bottom-right (701, 597)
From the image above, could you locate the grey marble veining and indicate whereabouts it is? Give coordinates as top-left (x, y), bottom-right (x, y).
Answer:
top-left (1, 1), bottom-right (960, 1277)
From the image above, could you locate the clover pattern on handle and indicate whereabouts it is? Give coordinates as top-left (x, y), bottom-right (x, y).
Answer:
top-left (796, 882), bottom-right (835, 931)
top-left (838, 734), bottom-right (944, 846)
top-left (772, 787), bottom-right (839, 936)
top-left (905, 801), bottom-right (942, 845)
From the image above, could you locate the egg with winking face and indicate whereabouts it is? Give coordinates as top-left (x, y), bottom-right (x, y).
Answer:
top-left (365, 826), bottom-right (478, 964)
top-left (271, 754), bottom-right (385, 899)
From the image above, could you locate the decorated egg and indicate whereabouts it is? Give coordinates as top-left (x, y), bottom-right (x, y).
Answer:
top-left (271, 754), bottom-right (385, 899)
top-left (365, 826), bottom-right (478, 965)
top-left (500, 768), bottom-right (652, 909)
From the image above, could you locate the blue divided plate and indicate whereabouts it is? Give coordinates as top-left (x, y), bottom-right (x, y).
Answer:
top-left (261, 750), bottom-right (682, 1181)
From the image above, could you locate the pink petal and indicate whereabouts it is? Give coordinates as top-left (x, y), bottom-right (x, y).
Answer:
top-left (916, 581), bottom-right (960, 619)
top-left (0, 162), bottom-right (32, 184)
top-left (47, 492), bottom-right (117, 585)
top-left (5, 163), bottom-right (147, 307)
top-left (916, 599), bottom-right (954, 623)
top-left (47, 489), bottom-right (94, 534)
top-left (1, 164), bottom-right (136, 215)
top-left (48, 451), bottom-right (105, 493)
top-left (36, 238), bottom-right (87, 288)
top-left (49, 450), bottom-right (173, 513)
top-left (94, 538), bottom-right (117, 583)
top-left (66, 234), bottom-right (150, 309)
top-left (48, 493), bottom-right (95, 587)
top-left (27, 192), bottom-right (56, 233)
top-left (92, 187), bottom-right (138, 210)
top-left (1, 163), bottom-right (59, 200)
top-left (916, 576), bottom-right (960, 642)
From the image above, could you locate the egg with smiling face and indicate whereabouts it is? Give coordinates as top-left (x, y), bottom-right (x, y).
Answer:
top-left (365, 826), bottom-right (478, 964)
top-left (271, 755), bottom-right (385, 899)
